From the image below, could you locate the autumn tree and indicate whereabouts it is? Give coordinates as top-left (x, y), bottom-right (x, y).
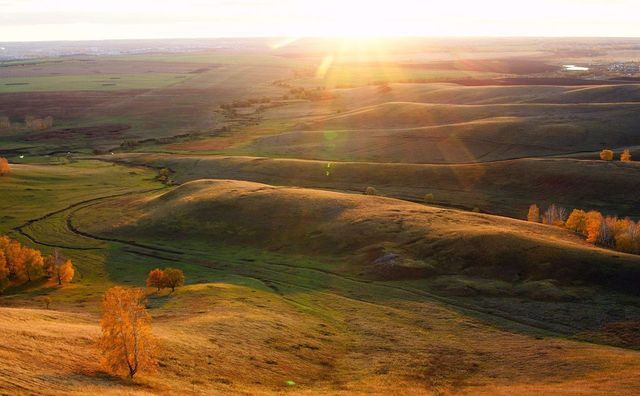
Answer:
top-left (98, 287), bottom-right (157, 379)
top-left (146, 268), bottom-right (165, 292)
top-left (527, 204), bottom-right (540, 223)
top-left (46, 249), bottom-right (74, 285)
top-left (621, 149), bottom-right (632, 162)
top-left (600, 149), bottom-right (614, 161)
top-left (38, 295), bottom-right (52, 309)
top-left (0, 116), bottom-right (10, 129)
top-left (542, 204), bottom-right (567, 226)
top-left (364, 186), bottom-right (378, 196)
top-left (0, 157), bottom-right (10, 176)
top-left (4, 239), bottom-right (26, 280)
top-left (565, 209), bottom-right (588, 235)
top-left (162, 268), bottom-right (184, 292)
top-left (0, 251), bottom-right (9, 293)
top-left (585, 211), bottom-right (604, 244)
top-left (22, 247), bottom-right (44, 282)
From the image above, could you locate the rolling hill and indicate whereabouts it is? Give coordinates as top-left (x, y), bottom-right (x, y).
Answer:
top-left (75, 179), bottom-right (640, 295)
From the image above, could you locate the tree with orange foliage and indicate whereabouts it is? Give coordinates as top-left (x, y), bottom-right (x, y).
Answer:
top-left (0, 251), bottom-right (9, 293)
top-left (46, 249), bottom-right (74, 285)
top-left (0, 157), bottom-right (9, 176)
top-left (98, 287), bottom-right (157, 379)
top-left (22, 247), bottom-right (44, 282)
top-left (565, 209), bottom-right (588, 235)
top-left (600, 149), bottom-right (614, 161)
top-left (621, 149), bottom-right (632, 162)
top-left (162, 268), bottom-right (184, 292)
top-left (4, 239), bottom-right (26, 280)
top-left (585, 211), bottom-right (603, 244)
top-left (146, 268), bottom-right (165, 292)
top-left (527, 204), bottom-right (540, 223)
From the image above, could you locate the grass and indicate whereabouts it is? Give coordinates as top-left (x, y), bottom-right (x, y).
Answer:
top-left (0, 157), bottom-right (640, 395)
top-left (0, 160), bottom-right (161, 233)
top-left (3, 45), bottom-right (640, 394)
top-left (108, 153), bottom-right (640, 221)
top-left (0, 73), bottom-right (192, 93)
top-left (295, 65), bottom-right (502, 88)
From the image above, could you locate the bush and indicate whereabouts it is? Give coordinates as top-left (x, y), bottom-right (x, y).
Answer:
top-left (621, 149), bottom-right (632, 162)
top-left (0, 157), bottom-right (10, 176)
top-left (364, 186), bottom-right (378, 196)
top-left (424, 193), bottom-right (434, 204)
top-left (527, 204), bottom-right (540, 222)
top-left (600, 149), bottom-right (614, 161)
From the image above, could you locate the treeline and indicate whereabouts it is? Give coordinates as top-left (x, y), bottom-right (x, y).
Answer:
top-left (0, 115), bottom-right (54, 130)
top-left (0, 236), bottom-right (74, 292)
top-left (527, 204), bottom-right (640, 254)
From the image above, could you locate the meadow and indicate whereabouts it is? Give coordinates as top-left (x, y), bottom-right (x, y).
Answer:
top-left (2, 38), bottom-right (640, 394)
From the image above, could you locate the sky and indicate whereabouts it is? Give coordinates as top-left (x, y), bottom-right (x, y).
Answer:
top-left (1, 0), bottom-right (639, 42)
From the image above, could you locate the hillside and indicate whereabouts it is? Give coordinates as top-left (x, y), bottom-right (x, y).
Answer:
top-left (75, 179), bottom-right (640, 296)
top-left (111, 153), bottom-right (640, 219)
top-left (239, 101), bottom-right (640, 163)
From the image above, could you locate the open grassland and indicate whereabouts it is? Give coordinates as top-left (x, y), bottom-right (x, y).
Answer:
top-left (293, 65), bottom-right (503, 88)
top-left (156, 82), bottom-right (640, 165)
top-left (109, 153), bottom-right (640, 219)
top-left (236, 101), bottom-right (640, 163)
top-left (4, 284), bottom-right (640, 395)
top-left (0, 74), bottom-right (194, 93)
top-left (0, 145), bottom-right (639, 396)
top-left (70, 180), bottom-right (640, 336)
top-left (0, 160), bottom-right (161, 232)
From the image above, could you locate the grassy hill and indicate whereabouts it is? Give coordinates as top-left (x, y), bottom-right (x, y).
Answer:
top-left (110, 153), bottom-right (640, 219)
top-left (237, 101), bottom-right (640, 163)
top-left (2, 170), bottom-right (638, 395)
top-left (74, 179), bottom-right (640, 296)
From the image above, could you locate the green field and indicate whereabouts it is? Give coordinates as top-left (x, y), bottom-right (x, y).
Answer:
top-left (0, 73), bottom-right (193, 93)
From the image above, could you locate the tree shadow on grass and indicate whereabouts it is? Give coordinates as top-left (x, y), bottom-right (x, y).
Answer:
top-left (37, 371), bottom-right (154, 392)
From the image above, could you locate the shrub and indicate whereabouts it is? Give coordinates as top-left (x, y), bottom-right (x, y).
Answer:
top-left (424, 193), bottom-right (434, 204)
top-left (542, 204), bottom-right (567, 226)
top-left (0, 116), bottom-right (10, 129)
top-left (621, 149), bottom-right (632, 162)
top-left (364, 186), bottom-right (378, 196)
top-left (600, 149), bottom-right (614, 161)
top-left (0, 157), bottom-right (10, 176)
top-left (527, 204), bottom-right (540, 223)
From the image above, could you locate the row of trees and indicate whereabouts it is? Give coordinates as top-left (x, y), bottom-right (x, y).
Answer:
top-left (25, 115), bottom-right (54, 130)
top-left (146, 267), bottom-right (185, 292)
top-left (527, 204), bottom-right (640, 254)
top-left (0, 115), bottom-right (54, 130)
top-left (98, 268), bottom-right (186, 379)
top-left (0, 237), bottom-right (74, 292)
top-left (0, 116), bottom-right (10, 129)
top-left (0, 157), bottom-right (9, 176)
top-left (600, 148), bottom-right (632, 162)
